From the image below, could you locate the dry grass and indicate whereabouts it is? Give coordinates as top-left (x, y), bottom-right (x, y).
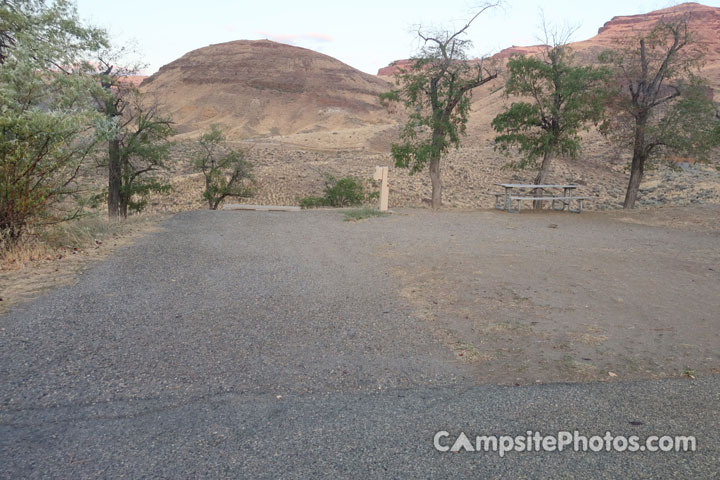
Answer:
top-left (1, 213), bottom-right (164, 314)
top-left (0, 240), bottom-right (57, 269)
top-left (1, 215), bottom-right (144, 271)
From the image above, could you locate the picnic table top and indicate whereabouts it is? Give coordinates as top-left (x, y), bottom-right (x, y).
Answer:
top-left (495, 183), bottom-right (578, 189)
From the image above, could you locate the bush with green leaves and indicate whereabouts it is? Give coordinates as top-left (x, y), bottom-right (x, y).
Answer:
top-left (0, 0), bottom-right (108, 241)
top-left (194, 125), bottom-right (254, 210)
top-left (299, 175), bottom-right (368, 208)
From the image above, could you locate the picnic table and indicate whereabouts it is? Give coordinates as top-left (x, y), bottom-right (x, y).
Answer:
top-left (493, 183), bottom-right (590, 213)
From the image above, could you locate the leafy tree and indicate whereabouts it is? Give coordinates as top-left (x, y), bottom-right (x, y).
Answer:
top-left (92, 49), bottom-right (174, 217)
top-left (93, 88), bottom-right (175, 216)
top-left (194, 125), bottom-right (253, 210)
top-left (599, 16), bottom-right (720, 208)
top-left (0, 0), bottom-right (107, 241)
top-left (381, 5), bottom-right (498, 208)
top-left (492, 37), bottom-right (609, 207)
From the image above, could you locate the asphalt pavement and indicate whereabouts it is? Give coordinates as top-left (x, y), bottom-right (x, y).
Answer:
top-left (1, 210), bottom-right (717, 478)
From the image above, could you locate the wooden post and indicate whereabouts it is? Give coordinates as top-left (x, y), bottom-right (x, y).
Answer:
top-left (373, 166), bottom-right (389, 212)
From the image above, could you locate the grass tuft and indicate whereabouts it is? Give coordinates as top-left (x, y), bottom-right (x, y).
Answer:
top-left (343, 208), bottom-right (390, 222)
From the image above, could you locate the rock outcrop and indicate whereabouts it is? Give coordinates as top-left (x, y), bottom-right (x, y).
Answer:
top-left (378, 2), bottom-right (720, 90)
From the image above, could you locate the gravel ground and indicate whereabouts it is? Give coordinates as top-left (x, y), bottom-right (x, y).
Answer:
top-left (1, 209), bottom-right (718, 478)
top-left (378, 206), bottom-right (720, 384)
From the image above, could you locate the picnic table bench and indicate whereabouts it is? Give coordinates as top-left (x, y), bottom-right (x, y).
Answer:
top-left (493, 184), bottom-right (590, 213)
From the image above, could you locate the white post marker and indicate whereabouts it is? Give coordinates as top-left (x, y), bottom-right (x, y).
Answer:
top-left (373, 166), bottom-right (389, 212)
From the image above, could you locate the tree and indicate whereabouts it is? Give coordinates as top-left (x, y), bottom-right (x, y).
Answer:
top-left (0, 0), bottom-right (107, 241)
top-left (600, 16), bottom-right (720, 208)
top-left (194, 125), bottom-right (253, 210)
top-left (380, 5), bottom-right (498, 208)
top-left (492, 32), bottom-right (609, 207)
top-left (94, 88), bottom-right (175, 217)
top-left (92, 49), bottom-right (174, 217)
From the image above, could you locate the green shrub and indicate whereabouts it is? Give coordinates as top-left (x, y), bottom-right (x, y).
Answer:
top-left (322, 176), bottom-right (365, 207)
top-left (299, 175), bottom-right (368, 208)
top-left (194, 125), bottom-right (254, 210)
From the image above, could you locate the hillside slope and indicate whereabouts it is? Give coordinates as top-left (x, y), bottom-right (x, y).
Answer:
top-left (381, 3), bottom-right (720, 85)
top-left (142, 3), bottom-right (719, 212)
top-left (140, 40), bottom-right (394, 138)
top-left (456, 3), bottom-right (720, 144)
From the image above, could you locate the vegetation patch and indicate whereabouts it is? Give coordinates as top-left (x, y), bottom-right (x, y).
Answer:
top-left (343, 208), bottom-right (389, 222)
top-left (1, 214), bottom-right (157, 270)
top-left (299, 175), bottom-right (373, 208)
top-left (194, 125), bottom-right (254, 210)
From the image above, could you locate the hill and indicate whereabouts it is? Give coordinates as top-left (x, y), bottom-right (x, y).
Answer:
top-left (574, 2), bottom-right (720, 91)
top-left (143, 3), bottom-right (719, 213)
top-left (380, 3), bottom-right (720, 88)
top-left (140, 40), bottom-right (393, 138)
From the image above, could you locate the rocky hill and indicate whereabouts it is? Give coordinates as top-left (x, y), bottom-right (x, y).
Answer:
top-left (574, 2), bottom-right (720, 91)
top-left (119, 75), bottom-right (147, 87)
top-left (140, 40), bottom-right (393, 138)
top-left (380, 3), bottom-right (720, 89)
top-left (140, 3), bottom-right (719, 213)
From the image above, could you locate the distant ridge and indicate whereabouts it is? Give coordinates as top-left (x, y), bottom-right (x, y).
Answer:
top-left (378, 2), bottom-right (720, 93)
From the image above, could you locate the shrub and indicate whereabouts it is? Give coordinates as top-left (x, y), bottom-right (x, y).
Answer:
top-left (0, 1), bottom-right (107, 242)
top-left (322, 176), bottom-right (365, 207)
top-left (299, 175), bottom-right (368, 208)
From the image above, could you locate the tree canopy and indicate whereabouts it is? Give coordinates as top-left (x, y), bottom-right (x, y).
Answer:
top-left (194, 125), bottom-right (253, 210)
top-left (492, 43), bottom-right (609, 187)
top-left (0, 0), bottom-right (107, 240)
top-left (381, 5), bottom-right (499, 208)
top-left (599, 16), bottom-right (720, 208)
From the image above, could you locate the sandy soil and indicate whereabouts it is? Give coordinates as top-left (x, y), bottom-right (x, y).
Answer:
top-left (374, 205), bottom-right (720, 385)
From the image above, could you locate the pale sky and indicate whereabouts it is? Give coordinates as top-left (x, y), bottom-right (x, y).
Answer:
top-left (75, 0), bottom-right (720, 76)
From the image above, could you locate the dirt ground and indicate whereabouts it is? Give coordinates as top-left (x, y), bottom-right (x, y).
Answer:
top-left (374, 205), bottom-right (720, 385)
top-left (2, 205), bottom-right (718, 386)
top-left (0, 217), bottom-right (164, 316)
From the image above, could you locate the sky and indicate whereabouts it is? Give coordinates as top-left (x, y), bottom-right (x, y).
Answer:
top-left (75, 0), bottom-right (720, 76)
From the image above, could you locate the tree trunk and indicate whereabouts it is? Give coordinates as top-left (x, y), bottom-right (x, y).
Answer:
top-left (120, 196), bottom-right (128, 218)
top-left (108, 138), bottom-right (122, 218)
top-left (624, 116), bottom-right (648, 209)
top-left (533, 149), bottom-right (553, 210)
top-left (205, 175), bottom-right (215, 209)
top-left (429, 155), bottom-right (442, 209)
top-left (624, 152), bottom-right (645, 209)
